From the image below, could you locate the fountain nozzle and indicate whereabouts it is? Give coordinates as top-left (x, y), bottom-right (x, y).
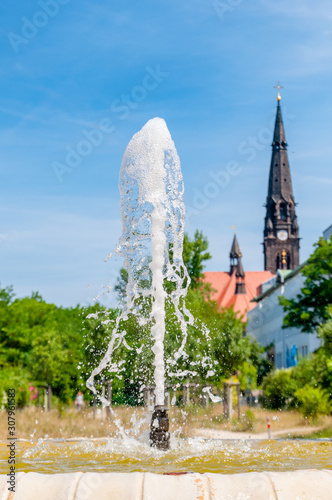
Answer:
top-left (150, 405), bottom-right (170, 450)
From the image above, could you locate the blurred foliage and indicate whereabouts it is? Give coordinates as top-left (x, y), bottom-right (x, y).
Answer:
top-left (318, 305), bottom-right (332, 357)
top-left (1, 280), bottom-right (259, 407)
top-left (261, 348), bottom-right (332, 415)
top-left (182, 230), bottom-right (212, 287)
top-left (295, 385), bottom-right (331, 420)
top-left (233, 408), bottom-right (256, 432)
top-left (262, 369), bottom-right (298, 410)
top-left (279, 236), bottom-right (332, 333)
top-left (262, 236), bottom-right (332, 416)
top-left (0, 230), bottom-right (278, 408)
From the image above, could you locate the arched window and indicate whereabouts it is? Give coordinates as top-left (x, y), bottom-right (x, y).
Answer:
top-left (280, 203), bottom-right (287, 220)
top-left (276, 254), bottom-right (280, 269)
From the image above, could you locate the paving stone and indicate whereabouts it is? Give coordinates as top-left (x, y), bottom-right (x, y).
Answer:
top-left (206, 471), bottom-right (276, 500)
top-left (12, 472), bottom-right (81, 500)
top-left (266, 469), bottom-right (332, 500)
top-left (75, 472), bottom-right (143, 500)
top-left (0, 472), bottom-right (25, 500)
top-left (143, 472), bottom-right (209, 500)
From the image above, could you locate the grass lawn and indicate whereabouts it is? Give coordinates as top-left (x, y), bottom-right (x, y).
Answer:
top-left (292, 428), bottom-right (332, 439)
top-left (1, 404), bottom-right (331, 440)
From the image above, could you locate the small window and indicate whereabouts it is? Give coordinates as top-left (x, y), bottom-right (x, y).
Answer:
top-left (276, 254), bottom-right (280, 269)
top-left (275, 163), bottom-right (278, 166)
top-left (280, 203), bottom-right (287, 220)
top-left (275, 178), bottom-right (278, 182)
top-left (283, 163), bottom-right (286, 166)
top-left (284, 178), bottom-right (287, 181)
top-left (301, 345), bottom-right (308, 357)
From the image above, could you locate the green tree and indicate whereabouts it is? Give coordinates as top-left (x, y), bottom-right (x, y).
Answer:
top-left (183, 230), bottom-right (211, 287)
top-left (114, 229), bottom-right (212, 300)
top-left (295, 385), bottom-right (331, 419)
top-left (318, 306), bottom-right (332, 357)
top-left (0, 284), bottom-right (14, 304)
top-left (0, 287), bottom-right (102, 404)
top-left (114, 268), bottom-right (129, 300)
top-left (262, 369), bottom-right (298, 409)
top-left (164, 287), bottom-right (257, 386)
top-left (261, 352), bottom-right (332, 414)
top-left (279, 236), bottom-right (332, 333)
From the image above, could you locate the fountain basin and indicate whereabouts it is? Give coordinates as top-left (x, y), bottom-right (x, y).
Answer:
top-left (2, 469), bottom-right (332, 499)
top-left (2, 438), bottom-right (331, 475)
top-left (1, 439), bottom-right (332, 498)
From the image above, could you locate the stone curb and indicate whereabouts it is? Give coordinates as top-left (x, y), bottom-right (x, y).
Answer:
top-left (1, 469), bottom-right (332, 499)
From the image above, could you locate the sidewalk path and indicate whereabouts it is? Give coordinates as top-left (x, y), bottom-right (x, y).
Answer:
top-left (192, 425), bottom-right (328, 440)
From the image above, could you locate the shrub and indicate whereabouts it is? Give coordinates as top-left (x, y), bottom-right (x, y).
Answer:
top-left (0, 369), bottom-right (31, 408)
top-left (235, 409), bottom-right (256, 432)
top-left (295, 385), bottom-right (331, 420)
top-left (262, 369), bottom-right (298, 410)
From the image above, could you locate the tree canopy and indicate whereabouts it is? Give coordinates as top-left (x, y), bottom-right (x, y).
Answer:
top-left (279, 236), bottom-right (332, 333)
top-left (183, 230), bottom-right (211, 287)
top-left (0, 229), bottom-right (265, 407)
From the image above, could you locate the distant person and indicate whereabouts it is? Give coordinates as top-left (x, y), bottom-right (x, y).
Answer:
top-left (75, 391), bottom-right (84, 411)
top-left (28, 384), bottom-right (38, 401)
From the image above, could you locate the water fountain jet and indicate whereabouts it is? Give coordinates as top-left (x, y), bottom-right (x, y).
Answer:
top-left (87, 117), bottom-right (193, 449)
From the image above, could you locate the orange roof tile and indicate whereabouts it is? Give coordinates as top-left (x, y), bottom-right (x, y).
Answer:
top-left (203, 271), bottom-right (275, 321)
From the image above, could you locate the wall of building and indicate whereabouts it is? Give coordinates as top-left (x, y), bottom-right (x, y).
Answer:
top-left (247, 271), bottom-right (321, 368)
top-left (323, 224), bottom-right (332, 240)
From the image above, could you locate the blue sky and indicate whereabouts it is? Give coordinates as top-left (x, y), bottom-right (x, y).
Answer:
top-left (0, 0), bottom-right (331, 307)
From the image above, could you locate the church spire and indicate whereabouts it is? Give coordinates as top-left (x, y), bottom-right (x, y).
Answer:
top-left (230, 233), bottom-right (241, 258)
top-left (272, 99), bottom-right (286, 145)
top-left (229, 232), bottom-right (241, 275)
top-left (263, 89), bottom-right (300, 274)
top-left (229, 232), bottom-right (246, 294)
top-left (267, 97), bottom-right (293, 203)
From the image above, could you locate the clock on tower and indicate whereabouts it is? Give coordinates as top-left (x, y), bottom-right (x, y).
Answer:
top-left (277, 230), bottom-right (288, 241)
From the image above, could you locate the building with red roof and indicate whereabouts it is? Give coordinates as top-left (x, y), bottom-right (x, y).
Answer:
top-left (204, 234), bottom-right (274, 321)
top-left (203, 93), bottom-right (302, 322)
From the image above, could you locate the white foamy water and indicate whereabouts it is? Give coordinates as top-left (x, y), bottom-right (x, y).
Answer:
top-left (87, 118), bottom-right (193, 407)
top-left (202, 386), bottom-right (223, 403)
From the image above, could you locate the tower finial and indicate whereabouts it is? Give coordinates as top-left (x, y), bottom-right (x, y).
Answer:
top-left (273, 81), bottom-right (284, 102)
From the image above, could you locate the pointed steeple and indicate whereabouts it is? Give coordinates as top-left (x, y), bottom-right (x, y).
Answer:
top-left (229, 233), bottom-right (241, 275)
top-left (230, 233), bottom-right (241, 259)
top-left (229, 232), bottom-right (246, 294)
top-left (263, 91), bottom-right (300, 274)
top-left (272, 100), bottom-right (287, 146)
top-left (267, 99), bottom-right (293, 203)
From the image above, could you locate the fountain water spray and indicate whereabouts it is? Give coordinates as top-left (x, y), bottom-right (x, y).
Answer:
top-left (87, 117), bottom-right (193, 450)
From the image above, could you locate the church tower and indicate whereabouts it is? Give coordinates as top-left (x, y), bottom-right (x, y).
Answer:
top-left (263, 91), bottom-right (300, 273)
top-left (229, 233), bottom-right (246, 294)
